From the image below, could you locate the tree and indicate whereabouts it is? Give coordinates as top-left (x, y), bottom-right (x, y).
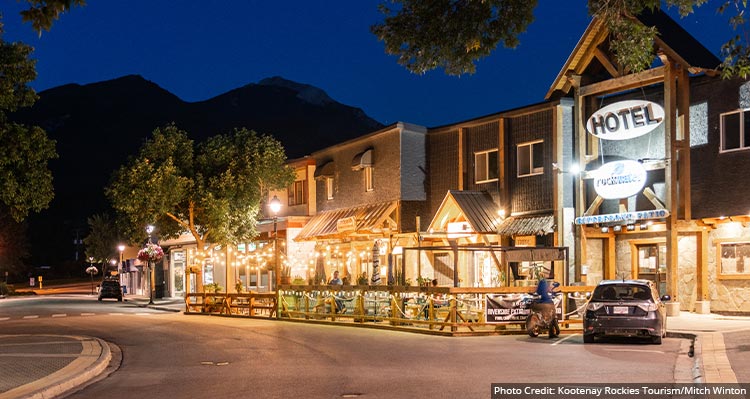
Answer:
top-left (106, 124), bottom-right (295, 255)
top-left (82, 213), bottom-right (119, 266)
top-left (16, 0), bottom-right (86, 35)
top-left (0, 209), bottom-right (30, 280)
top-left (0, 28), bottom-right (56, 222)
top-left (372, 0), bottom-right (750, 77)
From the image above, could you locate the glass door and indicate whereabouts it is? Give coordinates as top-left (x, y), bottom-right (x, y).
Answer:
top-left (636, 244), bottom-right (666, 295)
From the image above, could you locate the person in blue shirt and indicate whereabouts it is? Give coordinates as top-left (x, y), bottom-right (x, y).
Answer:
top-left (329, 271), bottom-right (345, 313)
top-left (531, 278), bottom-right (559, 321)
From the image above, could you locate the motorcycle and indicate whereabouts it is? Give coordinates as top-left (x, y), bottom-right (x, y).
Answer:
top-left (525, 293), bottom-right (561, 338)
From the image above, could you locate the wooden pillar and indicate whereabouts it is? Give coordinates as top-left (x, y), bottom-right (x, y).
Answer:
top-left (697, 229), bottom-right (709, 300)
top-left (663, 57), bottom-right (680, 309)
top-left (604, 235), bottom-right (616, 280)
top-left (572, 75), bottom-right (585, 283)
top-left (677, 66), bottom-right (691, 220)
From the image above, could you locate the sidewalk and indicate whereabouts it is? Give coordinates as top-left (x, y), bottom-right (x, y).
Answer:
top-left (1, 308), bottom-right (748, 398)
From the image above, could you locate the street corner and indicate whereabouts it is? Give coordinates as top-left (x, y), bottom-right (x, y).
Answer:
top-left (0, 334), bottom-right (116, 399)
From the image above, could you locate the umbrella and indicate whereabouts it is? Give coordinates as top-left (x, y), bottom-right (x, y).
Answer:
top-left (371, 242), bottom-right (381, 285)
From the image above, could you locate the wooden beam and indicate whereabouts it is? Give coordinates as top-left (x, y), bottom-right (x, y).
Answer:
top-left (605, 235), bottom-right (616, 280)
top-left (663, 59), bottom-right (680, 303)
top-left (697, 229), bottom-right (708, 301)
top-left (584, 195), bottom-right (604, 216)
top-left (643, 187), bottom-right (666, 210)
top-left (594, 47), bottom-right (621, 78)
top-left (677, 66), bottom-right (691, 220)
top-left (579, 66), bottom-right (666, 97)
top-left (573, 74), bottom-right (585, 283)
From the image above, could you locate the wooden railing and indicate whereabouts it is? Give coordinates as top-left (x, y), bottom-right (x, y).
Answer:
top-left (185, 292), bottom-right (277, 318)
top-left (183, 285), bottom-right (595, 335)
top-left (276, 284), bottom-right (596, 336)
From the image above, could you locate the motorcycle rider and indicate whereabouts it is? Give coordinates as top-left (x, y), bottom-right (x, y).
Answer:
top-left (531, 278), bottom-right (559, 323)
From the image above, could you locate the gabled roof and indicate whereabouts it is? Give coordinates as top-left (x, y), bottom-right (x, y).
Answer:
top-left (546, 8), bottom-right (720, 100)
top-left (427, 190), bottom-right (503, 234)
top-left (294, 201), bottom-right (398, 241)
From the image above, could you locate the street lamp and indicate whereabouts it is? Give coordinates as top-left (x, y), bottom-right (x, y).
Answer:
top-left (269, 195), bottom-right (282, 291)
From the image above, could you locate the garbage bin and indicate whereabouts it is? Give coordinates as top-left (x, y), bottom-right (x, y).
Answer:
top-left (155, 284), bottom-right (164, 299)
top-left (122, 285), bottom-right (127, 295)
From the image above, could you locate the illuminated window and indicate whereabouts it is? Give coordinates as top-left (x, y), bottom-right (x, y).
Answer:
top-left (287, 180), bottom-right (307, 206)
top-left (325, 177), bottom-right (334, 200)
top-left (720, 109), bottom-right (750, 152)
top-left (517, 140), bottom-right (544, 177)
top-left (474, 149), bottom-right (499, 183)
top-left (364, 166), bottom-right (373, 192)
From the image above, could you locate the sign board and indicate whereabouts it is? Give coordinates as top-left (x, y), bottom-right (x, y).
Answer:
top-left (592, 160), bottom-right (647, 199)
top-left (514, 236), bottom-right (536, 247)
top-left (586, 100), bottom-right (664, 140)
top-left (337, 216), bottom-right (356, 233)
top-left (485, 294), bottom-right (562, 323)
top-left (575, 209), bottom-right (669, 225)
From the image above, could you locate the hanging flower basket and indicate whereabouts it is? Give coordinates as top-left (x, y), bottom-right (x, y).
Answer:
top-left (137, 243), bottom-right (164, 263)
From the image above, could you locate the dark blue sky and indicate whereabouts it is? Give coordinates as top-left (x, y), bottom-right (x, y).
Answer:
top-left (1, 1), bottom-right (734, 127)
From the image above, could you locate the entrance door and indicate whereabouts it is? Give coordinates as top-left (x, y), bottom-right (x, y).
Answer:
top-left (635, 243), bottom-right (666, 295)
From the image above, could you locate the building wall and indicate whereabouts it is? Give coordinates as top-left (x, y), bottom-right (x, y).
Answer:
top-left (313, 126), bottom-right (405, 212)
top-left (464, 121), bottom-right (501, 204)
top-left (507, 109), bottom-right (554, 214)
top-left (401, 127), bottom-right (427, 201)
top-left (426, 129), bottom-right (459, 217)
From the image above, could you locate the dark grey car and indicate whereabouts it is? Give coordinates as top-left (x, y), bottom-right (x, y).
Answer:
top-left (583, 279), bottom-right (668, 344)
top-left (98, 279), bottom-right (123, 302)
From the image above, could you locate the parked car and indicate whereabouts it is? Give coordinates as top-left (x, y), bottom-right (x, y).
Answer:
top-left (583, 279), bottom-right (669, 344)
top-left (98, 279), bottom-right (123, 302)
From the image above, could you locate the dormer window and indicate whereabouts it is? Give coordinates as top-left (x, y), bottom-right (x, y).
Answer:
top-left (352, 149), bottom-right (374, 192)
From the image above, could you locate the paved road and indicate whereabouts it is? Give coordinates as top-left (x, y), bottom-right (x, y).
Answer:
top-left (0, 296), bottom-right (694, 398)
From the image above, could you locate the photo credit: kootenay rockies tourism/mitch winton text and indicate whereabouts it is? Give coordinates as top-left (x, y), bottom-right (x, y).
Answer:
top-left (490, 383), bottom-right (749, 399)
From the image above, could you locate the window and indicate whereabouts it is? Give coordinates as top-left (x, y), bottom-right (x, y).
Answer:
top-left (474, 149), bottom-right (499, 183)
top-left (287, 180), bottom-right (307, 206)
top-left (720, 109), bottom-right (750, 152)
top-left (517, 140), bottom-right (544, 177)
top-left (325, 177), bottom-right (334, 200)
top-left (364, 166), bottom-right (373, 191)
top-left (717, 241), bottom-right (750, 279)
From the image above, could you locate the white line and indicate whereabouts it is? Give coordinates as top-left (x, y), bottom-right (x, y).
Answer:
top-left (135, 313), bottom-right (153, 316)
top-left (551, 333), bottom-right (579, 346)
top-left (51, 314), bottom-right (67, 318)
top-left (22, 315), bottom-right (38, 319)
top-left (80, 313), bottom-right (96, 316)
top-left (108, 313), bottom-right (124, 316)
top-left (606, 348), bottom-right (665, 354)
top-left (0, 317), bottom-right (9, 321)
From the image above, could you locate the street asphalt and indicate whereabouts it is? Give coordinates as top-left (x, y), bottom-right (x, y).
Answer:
top-left (0, 296), bottom-right (747, 398)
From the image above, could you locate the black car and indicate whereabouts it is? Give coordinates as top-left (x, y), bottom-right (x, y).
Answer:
top-left (583, 279), bottom-right (669, 344)
top-left (98, 279), bottom-right (123, 302)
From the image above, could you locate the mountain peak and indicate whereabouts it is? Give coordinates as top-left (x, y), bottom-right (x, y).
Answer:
top-left (257, 76), bottom-right (334, 106)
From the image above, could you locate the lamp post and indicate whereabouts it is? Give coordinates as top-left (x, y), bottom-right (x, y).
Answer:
top-left (269, 195), bottom-right (281, 291)
top-left (146, 225), bottom-right (155, 304)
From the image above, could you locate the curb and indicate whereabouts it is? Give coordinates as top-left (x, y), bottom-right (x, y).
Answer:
top-left (0, 336), bottom-right (112, 399)
top-left (667, 331), bottom-right (703, 383)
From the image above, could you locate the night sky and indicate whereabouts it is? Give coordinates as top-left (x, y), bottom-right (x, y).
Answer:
top-left (1, 1), bottom-right (735, 128)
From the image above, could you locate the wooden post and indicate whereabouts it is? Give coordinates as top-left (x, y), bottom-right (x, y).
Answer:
top-left (662, 57), bottom-right (681, 314)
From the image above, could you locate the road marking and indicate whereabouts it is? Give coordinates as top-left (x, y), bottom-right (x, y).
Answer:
top-left (80, 313), bottom-right (96, 316)
top-left (551, 333), bottom-right (578, 346)
top-left (0, 317), bottom-right (9, 321)
top-left (51, 314), bottom-right (67, 318)
top-left (606, 348), bottom-right (665, 354)
top-left (135, 313), bottom-right (153, 316)
top-left (22, 315), bottom-right (39, 319)
top-left (108, 313), bottom-right (124, 316)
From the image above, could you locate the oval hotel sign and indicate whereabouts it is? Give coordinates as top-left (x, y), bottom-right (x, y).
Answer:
top-left (586, 100), bottom-right (664, 140)
top-left (593, 160), bottom-right (647, 199)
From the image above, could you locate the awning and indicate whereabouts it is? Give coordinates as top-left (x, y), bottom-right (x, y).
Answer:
top-left (295, 201), bottom-right (398, 241)
top-left (351, 149), bottom-right (373, 170)
top-left (314, 161), bottom-right (334, 179)
top-left (497, 214), bottom-right (555, 236)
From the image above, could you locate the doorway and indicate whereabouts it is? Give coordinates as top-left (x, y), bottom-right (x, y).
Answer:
top-left (631, 240), bottom-right (666, 295)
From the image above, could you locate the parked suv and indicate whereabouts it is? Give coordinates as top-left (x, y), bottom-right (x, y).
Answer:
top-left (583, 279), bottom-right (669, 344)
top-left (98, 279), bottom-right (123, 302)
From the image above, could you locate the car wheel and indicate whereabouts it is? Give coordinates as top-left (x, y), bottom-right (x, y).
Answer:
top-left (651, 335), bottom-right (662, 345)
top-left (583, 333), bottom-right (595, 343)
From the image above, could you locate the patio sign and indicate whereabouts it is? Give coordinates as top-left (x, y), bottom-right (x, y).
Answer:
top-left (592, 160), bottom-right (647, 199)
top-left (586, 100), bottom-right (664, 140)
top-left (485, 294), bottom-right (562, 323)
top-left (574, 209), bottom-right (669, 225)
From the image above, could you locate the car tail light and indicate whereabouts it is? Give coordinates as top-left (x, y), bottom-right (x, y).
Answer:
top-left (637, 303), bottom-right (658, 312)
top-left (586, 302), bottom-right (605, 311)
